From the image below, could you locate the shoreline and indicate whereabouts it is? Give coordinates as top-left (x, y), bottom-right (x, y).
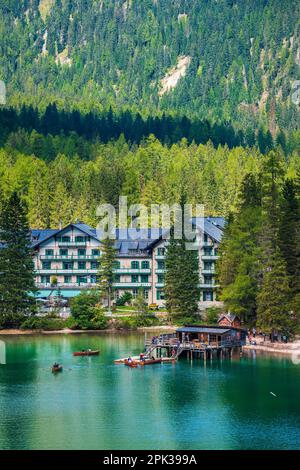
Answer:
top-left (243, 342), bottom-right (300, 357)
top-left (0, 325), bottom-right (177, 336)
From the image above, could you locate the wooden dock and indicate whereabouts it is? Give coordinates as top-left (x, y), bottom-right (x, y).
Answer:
top-left (145, 326), bottom-right (247, 362)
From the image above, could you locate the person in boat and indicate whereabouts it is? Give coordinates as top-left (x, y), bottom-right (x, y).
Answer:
top-left (140, 353), bottom-right (145, 362)
top-left (53, 362), bottom-right (59, 368)
top-left (127, 357), bottom-right (132, 363)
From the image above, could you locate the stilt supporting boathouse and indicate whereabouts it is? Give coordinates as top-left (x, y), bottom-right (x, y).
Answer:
top-left (145, 325), bottom-right (247, 362)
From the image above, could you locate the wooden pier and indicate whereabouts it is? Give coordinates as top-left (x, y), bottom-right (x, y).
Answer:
top-left (145, 326), bottom-right (247, 362)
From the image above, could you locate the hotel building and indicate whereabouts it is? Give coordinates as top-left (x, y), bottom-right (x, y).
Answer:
top-left (32, 218), bottom-right (224, 308)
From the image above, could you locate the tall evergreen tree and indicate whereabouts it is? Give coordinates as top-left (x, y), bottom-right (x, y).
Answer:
top-left (218, 174), bottom-right (262, 322)
top-left (164, 205), bottom-right (199, 316)
top-left (97, 236), bottom-right (117, 312)
top-left (256, 250), bottom-right (292, 339)
top-left (0, 192), bottom-right (36, 327)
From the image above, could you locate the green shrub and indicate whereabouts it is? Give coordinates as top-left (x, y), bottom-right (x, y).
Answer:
top-left (116, 292), bottom-right (133, 307)
top-left (20, 316), bottom-right (66, 330)
top-left (205, 307), bottom-right (222, 324)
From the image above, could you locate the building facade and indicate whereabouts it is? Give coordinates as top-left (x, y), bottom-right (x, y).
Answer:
top-left (32, 218), bottom-right (225, 308)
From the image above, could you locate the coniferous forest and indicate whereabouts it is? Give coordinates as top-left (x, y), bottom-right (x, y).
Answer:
top-left (0, 0), bottom-right (299, 331)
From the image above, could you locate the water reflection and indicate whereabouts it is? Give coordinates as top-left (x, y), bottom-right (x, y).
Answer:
top-left (0, 334), bottom-right (300, 450)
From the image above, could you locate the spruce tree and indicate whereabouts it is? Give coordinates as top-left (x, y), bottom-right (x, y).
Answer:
top-left (0, 192), bottom-right (36, 327)
top-left (97, 236), bottom-right (117, 312)
top-left (164, 211), bottom-right (199, 317)
top-left (256, 250), bottom-right (292, 339)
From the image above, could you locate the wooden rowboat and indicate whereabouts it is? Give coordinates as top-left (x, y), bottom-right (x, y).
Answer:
top-left (73, 350), bottom-right (100, 357)
top-left (139, 358), bottom-right (162, 366)
top-left (52, 365), bottom-right (63, 373)
top-left (124, 360), bottom-right (139, 368)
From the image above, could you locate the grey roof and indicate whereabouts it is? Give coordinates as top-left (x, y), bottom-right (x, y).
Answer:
top-left (30, 217), bottom-right (225, 252)
top-left (192, 217), bottom-right (225, 243)
top-left (176, 326), bottom-right (231, 334)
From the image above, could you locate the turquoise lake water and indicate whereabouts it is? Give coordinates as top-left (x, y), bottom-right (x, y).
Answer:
top-left (0, 332), bottom-right (300, 450)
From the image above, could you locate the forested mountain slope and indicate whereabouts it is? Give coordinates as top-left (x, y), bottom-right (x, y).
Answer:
top-left (0, 0), bottom-right (299, 131)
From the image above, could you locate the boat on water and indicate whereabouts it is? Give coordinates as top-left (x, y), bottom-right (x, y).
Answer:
top-left (124, 360), bottom-right (139, 368)
top-left (140, 358), bottom-right (162, 366)
top-left (73, 350), bottom-right (100, 357)
top-left (52, 365), bottom-right (63, 373)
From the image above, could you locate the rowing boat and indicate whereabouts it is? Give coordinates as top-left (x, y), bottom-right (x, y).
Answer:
top-left (52, 365), bottom-right (63, 373)
top-left (139, 358), bottom-right (162, 366)
top-left (73, 350), bottom-right (100, 356)
top-left (124, 360), bottom-right (139, 368)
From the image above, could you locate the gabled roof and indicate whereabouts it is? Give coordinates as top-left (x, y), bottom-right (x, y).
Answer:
top-left (31, 223), bottom-right (99, 248)
top-left (218, 313), bottom-right (240, 323)
top-left (176, 326), bottom-right (231, 335)
top-left (192, 217), bottom-right (225, 243)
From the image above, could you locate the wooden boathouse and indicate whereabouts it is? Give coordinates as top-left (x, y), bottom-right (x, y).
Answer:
top-left (145, 325), bottom-right (247, 361)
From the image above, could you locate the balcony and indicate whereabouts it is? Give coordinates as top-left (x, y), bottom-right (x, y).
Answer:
top-left (113, 282), bottom-right (151, 288)
top-left (202, 255), bottom-right (218, 261)
top-left (36, 283), bottom-right (97, 290)
top-left (40, 254), bottom-right (99, 260)
top-left (58, 241), bottom-right (87, 247)
top-left (156, 269), bottom-right (165, 274)
top-left (36, 269), bottom-right (98, 275)
top-left (200, 283), bottom-right (219, 289)
top-left (113, 268), bottom-right (151, 274)
top-left (156, 283), bottom-right (164, 288)
top-left (202, 269), bottom-right (216, 274)
top-left (155, 255), bottom-right (165, 260)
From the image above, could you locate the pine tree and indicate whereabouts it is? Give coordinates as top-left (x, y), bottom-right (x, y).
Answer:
top-left (218, 174), bottom-right (262, 322)
top-left (256, 250), bottom-right (292, 339)
top-left (97, 236), bottom-right (117, 312)
top-left (0, 192), bottom-right (36, 327)
top-left (279, 179), bottom-right (299, 293)
top-left (164, 211), bottom-right (199, 317)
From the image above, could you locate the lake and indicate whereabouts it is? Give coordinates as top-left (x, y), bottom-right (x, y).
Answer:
top-left (0, 332), bottom-right (300, 450)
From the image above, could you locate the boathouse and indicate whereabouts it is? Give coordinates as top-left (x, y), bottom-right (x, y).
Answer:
top-left (145, 325), bottom-right (247, 361)
top-left (218, 313), bottom-right (241, 328)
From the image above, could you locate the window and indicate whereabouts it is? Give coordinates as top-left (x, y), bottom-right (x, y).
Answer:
top-left (157, 261), bottom-right (165, 270)
top-left (64, 275), bottom-right (72, 284)
top-left (204, 262), bottom-right (213, 271)
top-left (90, 275), bottom-right (97, 284)
top-left (203, 291), bottom-right (213, 301)
top-left (41, 275), bottom-right (51, 284)
top-left (78, 261), bottom-right (86, 270)
top-left (45, 249), bottom-right (54, 257)
top-left (92, 249), bottom-right (100, 257)
top-left (91, 261), bottom-right (99, 269)
top-left (204, 276), bottom-right (213, 285)
top-left (113, 261), bottom-right (121, 269)
top-left (132, 289), bottom-right (138, 298)
top-left (114, 275), bottom-right (121, 283)
top-left (42, 261), bottom-right (51, 270)
top-left (157, 274), bottom-right (164, 284)
top-left (131, 261), bottom-right (139, 269)
top-left (157, 290), bottom-right (165, 300)
top-left (77, 276), bottom-right (87, 285)
top-left (78, 249), bottom-right (86, 258)
top-left (203, 247), bottom-right (213, 256)
top-left (157, 247), bottom-right (165, 256)
top-left (144, 290), bottom-right (149, 300)
top-left (141, 260), bottom-right (150, 269)
top-left (75, 236), bottom-right (86, 243)
top-left (58, 236), bottom-right (70, 243)
top-left (63, 262), bottom-right (73, 270)
top-left (60, 249), bottom-right (68, 257)
top-left (141, 275), bottom-right (148, 283)
top-left (131, 275), bottom-right (139, 283)
top-left (204, 234), bottom-right (208, 243)
top-left (214, 248), bottom-right (218, 256)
